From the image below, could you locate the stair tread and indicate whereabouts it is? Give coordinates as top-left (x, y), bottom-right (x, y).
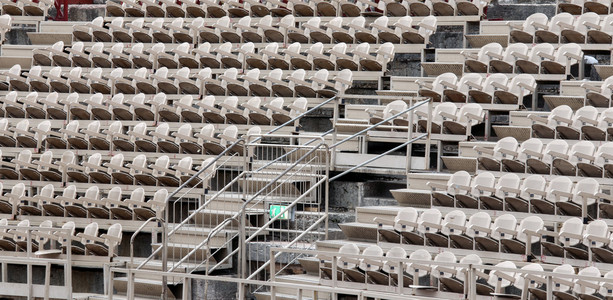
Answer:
top-left (151, 242), bottom-right (211, 249)
top-left (114, 257), bottom-right (205, 270)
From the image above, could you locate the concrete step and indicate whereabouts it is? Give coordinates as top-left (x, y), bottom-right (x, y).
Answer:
top-left (113, 278), bottom-right (177, 300)
top-left (190, 209), bottom-right (266, 228)
top-left (116, 257), bottom-right (213, 275)
top-left (253, 274), bottom-right (331, 299)
top-left (151, 243), bottom-right (212, 262)
top-left (338, 222), bottom-right (378, 242)
top-left (238, 175), bottom-right (316, 197)
top-left (167, 224), bottom-right (236, 247)
top-left (355, 206), bottom-right (414, 224)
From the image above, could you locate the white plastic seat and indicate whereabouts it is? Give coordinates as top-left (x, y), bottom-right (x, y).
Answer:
top-left (530, 105), bottom-right (574, 139)
top-left (463, 42), bottom-right (503, 73)
top-left (556, 178), bottom-right (600, 217)
top-left (479, 173), bottom-right (520, 211)
top-left (557, 105), bottom-right (599, 139)
top-left (534, 13), bottom-right (575, 43)
top-left (550, 140), bottom-right (596, 176)
top-left (530, 176), bottom-right (573, 214)
top-left (502, 173), bottom-right (546, 212)
top-left (540, 43), bottom-right (583, 75)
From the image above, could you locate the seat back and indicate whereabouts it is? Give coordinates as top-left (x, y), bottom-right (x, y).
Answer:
top-left (542, 139), bottom-right (569, 165)
top-left (358, 245), bottom-right (383, 272)
top-left (546, 105), bottom-right (574, 126)
top-left (419, 16), bottom-right (437, 38)
top-left (493, 136), bottom-right (519, 161)
top-left (574, 12), bottom-right (599, 35)
top-left (559, 217), bottom-right (583, 247)
top-left (487, 261), bottom-right (517, 288)
top-left (574, 267), bottom-right (601, 295)
top-left (406, 249), bottom-right (431, 277)
top-left (432, 251), bottom-right (456, 279)
top-left (432, 102), bottom-right (457, 123)
top-left (81, 222), bottom-right (99, 244)
top-left (516, 216), bottom-right (543, 244)
top-left (432, 72), bottom-right (457, 93)
top-left (522, 13), bottom-right (549, 34)
top-left (595, 142), bottom-right (613, 167)
top-left (337, 243), bottom-right (360, 269)
top-left (548, 13), bottom-right (575, 34)
top-left (471, 172), bottom-right (496, 197)
top-left (382, 246), bottom-right (407, 274)
top-left (572, 178), bottom-right (599, 206)
top-left (393, 207), bottom-right (418, 232)
top-left (554, 43), bottom-right (583, 65)
top-left (568, 140), bottom-right (595, 164)
top-left (417, 208), bottom-right (442, 234)
top-left (491, 214), bottom-right (516, 240)
top-left (494, 173), bottom-right (520, 198)
top-left (517, 138), bottom-right (543, 163)
top-left (457, 73), bottom-right (483, 94)
top-left (552, 264), bottom-right (575, 292)
top-left (105, 223), bottom-right (123, 250)
top-left (477, 42), bottom-right (503, 63)
top-left (508, 74), bottom-right (536, 97)
top-left (446, 170), bottom-right (471, 195)
top-left (545, 176), bottom-right (573, 203)
top-left (519, 175), bottom-right (546, 200)
top-left (441, 210), bottom-right (466, 235)
top-left (502, 43), bottom-right (529, 63)
top-left (466, 212), bottom-right (491, 238)
top-left (528, 43), bottom-right (555, 63)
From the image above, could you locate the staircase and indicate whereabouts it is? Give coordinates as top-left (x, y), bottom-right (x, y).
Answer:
top-left (112, 135), bottom-right (330, 299)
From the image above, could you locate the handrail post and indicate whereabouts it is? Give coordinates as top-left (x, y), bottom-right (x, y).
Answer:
top-left (406, 97), bottom-right (414, 173)
top-left (331, 96), bottom-right (340, 171)
top-left (162, 217), bottom-right (168, 300)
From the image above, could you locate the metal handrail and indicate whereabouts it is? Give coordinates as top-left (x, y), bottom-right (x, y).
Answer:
top-left (246, 205), bottom-right (328, 280)
top-left (168, 215), bottom-right (238, 272)
top-left (239, 142), bottom-right (329, 281)
top-left (253, 129), bottom-right (334, 173)
top-left (329, 132), bottom-right (428, 182)
top-left (130, 217), bottom-right (164, 266)
top-left (330, 98), bottom-right (430, 148)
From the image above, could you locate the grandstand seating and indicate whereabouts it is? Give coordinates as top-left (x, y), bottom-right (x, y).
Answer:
top-left (4, 0), bottom-right (613, 299)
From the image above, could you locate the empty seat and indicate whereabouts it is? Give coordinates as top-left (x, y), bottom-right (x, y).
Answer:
top-left (479, 173), bottom-right (520, 211)
top-left (475, 137), bottom-right (519, 171)
top-left (540, 43), bottom-right (583, 75)
top-left (504, 175), bottom-right (547, 212)
top-left (428, 170), bottom-right (471, 207)
top-left (530, 105), bottom-right (574, 139)
top-left (535, 13), bottom-right (575, 43)
top-left (463, 42), bottom-right (503, 73)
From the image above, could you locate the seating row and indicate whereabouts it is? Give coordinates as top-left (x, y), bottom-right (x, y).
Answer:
top-left (417, 73), bottom-right (536, 104)
top-left (74, 15), bottom-right (435, 46)
top-left (0, 91), bottom-right (306, 125)
top-left (475, 137), bottom-right (613, 177)
top-left (428, 171), bottom-right (606, 218)
top-left (104, 0), bottom-right (486, 18)
top-left (320, 242), bottom-right (611, 299)
top-left (0, 116), bottom-right (263, 152)
top-left (511, 12), bottom-right (613, 44)
top-left (35, 41), bottom-right (392, 72)
top-left (0, 219), bottom-right (122, 257)
top-left (0, 147), bottom-right (218, 186)
top-left (1, 183), bottom-right (170, 220)
top-left (0, 0), bottom-right (51, 17)
top-left (0, 65), bottom-right (352, 98)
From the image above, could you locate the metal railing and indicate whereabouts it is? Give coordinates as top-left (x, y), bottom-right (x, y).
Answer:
top-left (269, 248), bottom-right (613, 300)
top-left (0, 224), bottom-right (73, 300)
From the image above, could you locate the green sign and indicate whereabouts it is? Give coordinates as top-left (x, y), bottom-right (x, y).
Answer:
top-left (269, 204), bottom-right (291, 220)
